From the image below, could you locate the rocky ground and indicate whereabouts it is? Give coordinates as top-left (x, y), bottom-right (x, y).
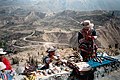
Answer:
top-left (5, 47), bottom-right (120, 80)
top-left (97, 69), bottom-right (120, 80)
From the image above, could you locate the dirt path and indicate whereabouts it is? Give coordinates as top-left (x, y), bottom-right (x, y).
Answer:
top-left (13, 30), bottom-right (69, 49)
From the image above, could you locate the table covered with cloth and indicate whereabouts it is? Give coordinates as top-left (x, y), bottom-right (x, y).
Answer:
top-left (36, 71), bottom-right (71, 80)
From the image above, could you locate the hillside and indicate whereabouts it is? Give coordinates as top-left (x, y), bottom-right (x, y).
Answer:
top-left (0, 10), bottom-right (120, 50)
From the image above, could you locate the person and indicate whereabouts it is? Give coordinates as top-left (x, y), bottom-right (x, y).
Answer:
top-left (78, 20), bottom-right (98, 61)
top-left (0, 62), bottom-right (7, 80)
top-left (40, 46), bottom-right (60, 70)
top-left (0, 48), bottom-right (12, 70)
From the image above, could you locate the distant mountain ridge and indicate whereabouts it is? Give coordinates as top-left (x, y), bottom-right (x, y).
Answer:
top-left (0, 0), bottom-right (120, 13)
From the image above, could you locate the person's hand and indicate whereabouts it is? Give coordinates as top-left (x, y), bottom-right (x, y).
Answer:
top-left (89, 36), bottom-right (97, 39)
top-left (61, 60), bottom-right (67, 65)
top-left (92, 53), bottom-right (96, 57)
top-left (53, 56), bottom-right (58, 60)
top-left (93, 36), bottom-right (97, 39)
top-left (88, 36), bottom-right (94, 40)
top-left (87, 36), bottom-right (97, 40)
top-left (88, 36), bottom-right (92, 38)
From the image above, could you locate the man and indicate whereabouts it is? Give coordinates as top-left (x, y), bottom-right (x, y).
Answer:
top-left (41, 46), bottom-right (60, 70)
top-left (0, 48), bottom-right (12, 70)
top-left (78, 20), bottom-right (98, 61)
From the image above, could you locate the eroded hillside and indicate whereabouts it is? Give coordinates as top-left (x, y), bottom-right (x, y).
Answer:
top-left (0, 10), bottom-right (120, 52)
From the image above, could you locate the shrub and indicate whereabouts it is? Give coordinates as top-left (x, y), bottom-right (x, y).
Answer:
top-left (12, 57), bottom-right (19, 65)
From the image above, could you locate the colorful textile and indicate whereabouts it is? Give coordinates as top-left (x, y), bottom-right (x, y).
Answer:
top-left (0, 73), bottom-right (7, 80)
top-left (0, 71), bottom-right (13, 80)
top-left (25, 75), bottom-right (36, 80)
top-left (2, 57), bottom-right (12, 70)
top-left (88, 56), bottom-right (118, 68)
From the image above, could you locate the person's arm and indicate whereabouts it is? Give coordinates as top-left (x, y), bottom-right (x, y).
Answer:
top-left (45, 58), bottom-right (52, 64)
top-left (78, 32), bottom-right (84, 43)
top-left (92, 29), bottom-right (97, 39)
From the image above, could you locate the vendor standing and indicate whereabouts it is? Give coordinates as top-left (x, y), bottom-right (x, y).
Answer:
top-left (41, 46), bottom-right (60, 70)
top-left (78, 20), bottom-right (98, 61)
top-left (0, 48), bottom-right (12, 70)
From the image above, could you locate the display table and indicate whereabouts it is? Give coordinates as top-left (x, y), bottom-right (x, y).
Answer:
top-left (36, 71), bottom-right (71, 80)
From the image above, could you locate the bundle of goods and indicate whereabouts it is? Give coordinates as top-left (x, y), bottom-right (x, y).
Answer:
top-left (36, 66), bottom-right (72, 80)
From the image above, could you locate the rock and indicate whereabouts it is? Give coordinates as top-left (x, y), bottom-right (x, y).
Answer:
top-left (15, 66), bottom-right (25, 75)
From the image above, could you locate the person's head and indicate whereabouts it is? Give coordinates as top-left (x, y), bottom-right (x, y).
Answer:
top-left (0, 48), bottom-right (6, 58)
top-left (48, 51), bottom-right (55, 57)
top-left (81, 20), bottom-right (94, 29)
top-left (46, 46), bottom-right (57, 57)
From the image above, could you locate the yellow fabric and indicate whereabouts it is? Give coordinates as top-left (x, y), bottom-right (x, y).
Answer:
top-left (25, 75), bottom-right (36, 80)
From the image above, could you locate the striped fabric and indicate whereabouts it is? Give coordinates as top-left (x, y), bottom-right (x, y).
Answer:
top-left (0, 71), bottom-right (13, 80)
top-left (0, 73), bottom-right (8, 80)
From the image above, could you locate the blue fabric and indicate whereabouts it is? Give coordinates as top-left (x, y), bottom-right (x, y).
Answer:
top-left (6, 74), bottom-right (13, 80)
top-left (0, 71), bottom-right (13, 80)
top-left (0, 73), bottom-right (7, 80)
top-left (87, 57), bottom-right (117, 68)
top-left (0, 73), bottom-right (4, 79)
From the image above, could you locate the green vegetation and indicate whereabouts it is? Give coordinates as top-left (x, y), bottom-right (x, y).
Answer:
top-left (0, 40), bottom-right (6, 48)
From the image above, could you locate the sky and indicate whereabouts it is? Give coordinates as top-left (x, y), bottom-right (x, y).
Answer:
top-left (30, 0), bottom-right (120, 10)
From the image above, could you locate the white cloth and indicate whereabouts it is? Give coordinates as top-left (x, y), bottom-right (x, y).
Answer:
top-left (0, 62), bottom-right (6, 70)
